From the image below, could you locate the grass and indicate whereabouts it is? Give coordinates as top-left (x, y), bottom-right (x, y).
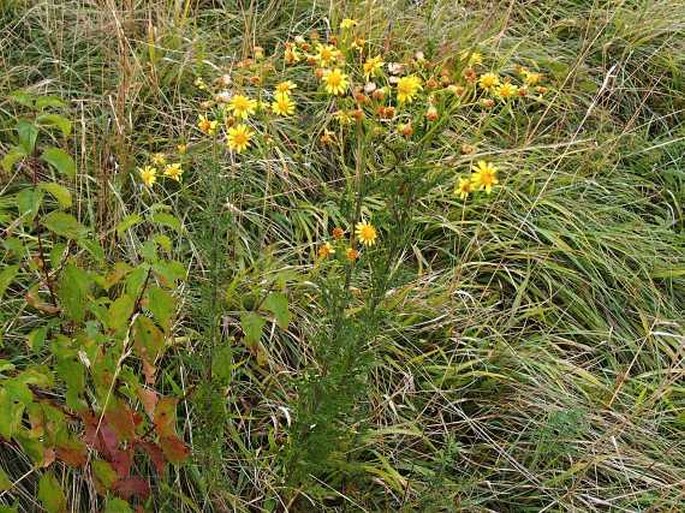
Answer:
top-left (1, 0), bottom-right (684, 511)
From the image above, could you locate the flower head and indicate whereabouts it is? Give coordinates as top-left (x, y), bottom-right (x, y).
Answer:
top-left (478, 72), bottom-right (500, 91)
top-left (460, 50), bottom-right (483, 67)
top-left (139, 165), bottom-right (157, 187)
top-left (226, 124), bottom-right (254, 153)
top-left (471, 160), bottom-right (499, 194)
top-left (151, 152), bottom-right (166, 166)
top-left (495, 82), bottom-right (519, 100)
top-left (355, 221), bottom-right (378, 246)
top-left (340, 18), bottom-right (358, 29)
top-left (271, 92), bottom-right (296, 116)
top-left (275, 80), bottom-right (297, 94)
top-left (318, 241), bottom-right (336, 258)
top-left (363, 55), bottom-right (384, 80)
top-left (227, 94), bottom-right (258, 120)
top-left (322, 68), bottom-right (349, 96)
top-left (346, 247), bottom-right (359, 261)
top-left (455, 177), bottom-right (473, 200)
top-left (315, 44), bottom-right (342, 67)
top-left (163, 163), bottom-right (183, 182)
top-left (197, 115), bottom-right (218, 136)
top-left (426, 105), bottom-right (439, 121)
top-left (396, 75), bottom-right (422, 104)
top-left (332, 227), bottom-right (345, 240)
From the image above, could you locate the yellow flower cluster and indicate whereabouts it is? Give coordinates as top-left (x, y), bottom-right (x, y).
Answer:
top-left (455, 160), bottom-right (499, 200)
top-left (317, 221), bottom-right (378, 262)
top-left (137, 152), bottom-right (184, 187)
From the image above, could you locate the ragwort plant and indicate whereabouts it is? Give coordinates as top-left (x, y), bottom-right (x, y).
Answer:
top-left (138, 16), bottom-right (552, 505)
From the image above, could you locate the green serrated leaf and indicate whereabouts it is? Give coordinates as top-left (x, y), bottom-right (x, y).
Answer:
top-left (0, 265), bottom-right (20, 298)
top-left (1, 146), bottom-right (26, 172)
top-left (36, 114), bottom-right (72, 137)
top-left (38, 472), bottom-right (67, 513)
top-left (264, 292), bottom-right (290, 330)
top-left (241, 312), bottom-right (266, 345)
top-left (116, 214), bottom-right (143, 236)
top-left (16, 120), bottom-right (38, 154)
top-left (42, 211), bottom-right (87, 239)
top-left (39, 182), bottom-right (72, 208)
top-left (147, 286), bottom-right (175, 333)
top-left (8, 89), bottom-right (35, 108)
top-left (150, 212), bottom-right (182, 232)
top-left (35, 96), bottom-right (66, 110)
top-left (58, 264), bottom-right (91, 323)
top-left (104, 497), bottom-right (132, 513)
top-left (77, 237), bottom-right (104, 263)
top-left (16, 187), bottom-right (44, 224)
top-left (41, 148), bottom-right (75, 178)
top-left (107, 294), bottom-right (135, 334)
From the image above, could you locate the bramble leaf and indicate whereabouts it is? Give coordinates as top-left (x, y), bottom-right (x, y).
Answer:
top-left (41, 148), bottom-right (75, 178)
top-left (38, 472), bottom-right (67, 513)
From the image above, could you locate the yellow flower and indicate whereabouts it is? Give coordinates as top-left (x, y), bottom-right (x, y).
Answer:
top-left (495, 82), bottom-right (519, 100)
top-left (285, 44), bottom-right (301, 64)
top-left (197, 115), bottom-right (218, 136)
top-left (340, 18), bottom-right (358, 29)
top-left (194, 77), bottom-right (207, 90)
top-left (333, 110), bottom-right (353, 125)
top-left (151, 152), bottom-right (166, 166)
top-left (363, 55), bottom-right (384, 80)
top-left (315, 44), bottom-right (342, 67)
top-left (523, 71), bottom-right (542, 86)
top-left (355, 221), bottom-right (378, 246)
top-left (271, 92), bottom-right (296, 116)
top-left (318, 241), bottom-right (336, 258)
top-left (226, 124), bottom-right (254, 153)
top-left (460, 50), bottom-right (483, 67)
top-left (163, 163), bottom-right (183, 182)
top-left (322, 68), bottom-right (349, 96)
top-left (177, 143), bottom-right (188, 154)
top-left (471, 160), bottom-right (499, 194)
top-left (139, 165), bottom-right (157, 187)
top-left (396, 75), bottom-right (423, 104)
top-left (346, 247), bottom-right (359, 261)
top-left (227, 94), bottom-right (258, 120)
top-left (455, 177), bottom-right (473, 200)
top-left (275, 81), bottom-right (297, 94)
top-left (478, 72), bottom-right (500, 91)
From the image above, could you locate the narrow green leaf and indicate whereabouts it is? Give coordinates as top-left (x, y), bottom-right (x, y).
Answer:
top-left (39, 182), bottom-right (72, 208)
top-left (16, 120), bottom-right (38, 154)
top-left (0, 265), bottom-right (20, 298)
top-left (38, 472), bottom-right (67, 513)
top-left (41, 148), bottom-right (75, 178)
top-left (8, 89), bottom-right (35, 108)
top-left (241, 312), bottom-right (266, 345)
top-left (264, 292), bottom-right (291, 330)
top-left (1, 146), bottom-right (26, 172)
top-left (36, 114), bottom-right (72, 137)
top-left (42, 212), bottom-right (87, 239)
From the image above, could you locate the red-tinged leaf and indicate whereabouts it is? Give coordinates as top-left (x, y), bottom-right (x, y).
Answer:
top-left (152, 397), bottom-right (177, 437)
top-left (41, 447), bottom-right (56, 468)
top-left (55, 439), bottom-right (87, 467)
top-left (82, 413), bottom-right (119, 457)
top-left (142, 358), bottom-right (156, 385)
top-left (137, 440), bottom-right (166, 476)
top-left (110, 446), bottom-right (132, 479)
top-left (159, 434), bottom-right (189, 465)
top-left (137, 387), bottom-right (158, 418)
top-left (112, 477), bottom-right (150, 500)
top-left (105, 404), bottom-right (136, 442)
